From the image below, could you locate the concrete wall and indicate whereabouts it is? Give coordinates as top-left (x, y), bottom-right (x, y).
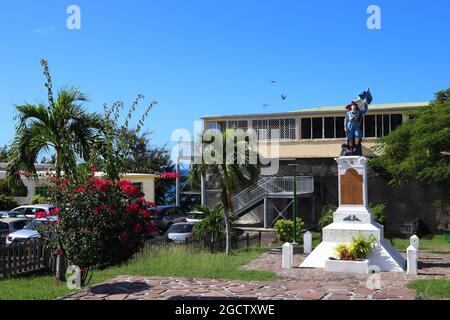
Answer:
top-left (121, 174), bottom-right (156, 203)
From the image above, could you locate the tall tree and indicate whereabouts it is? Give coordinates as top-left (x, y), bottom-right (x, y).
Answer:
top-left (369, 88), bottom-right (450, 207)
top-left (0, 146), bottom-right (8, 162)
top-left (121, 130), bottom-right (175, 204)
top-left (98, 96), bottom-right (156, 181)
top-left (7, 60), bottom-right (103, 188)
top-left (189, 128), bottom-right (260, 254)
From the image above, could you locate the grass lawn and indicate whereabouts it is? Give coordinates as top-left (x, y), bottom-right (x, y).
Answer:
top-left (0, 246), bottom-right (275, 300)
top-left (407, 279), bottom-right (450, 300)
top-left (388, 234), bottom-right (449, 253)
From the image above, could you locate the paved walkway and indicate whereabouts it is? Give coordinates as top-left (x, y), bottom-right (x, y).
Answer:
top-left (61, 248), bottom-right (449, 300)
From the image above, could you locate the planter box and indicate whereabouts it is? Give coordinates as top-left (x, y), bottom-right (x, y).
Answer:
top-left (325, 259), bottom-right (369, 273)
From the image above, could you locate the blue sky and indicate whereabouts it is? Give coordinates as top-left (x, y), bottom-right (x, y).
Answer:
top-left (0, 0), bottom-right (449, 157)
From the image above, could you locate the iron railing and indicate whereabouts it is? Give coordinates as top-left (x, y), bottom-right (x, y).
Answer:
top-left (232, 176), bottom-right (314, 214)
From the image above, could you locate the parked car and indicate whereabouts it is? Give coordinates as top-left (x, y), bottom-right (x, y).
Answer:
top-left (10, 204), bottom-right (56, 219)
top-left (5, 216), bottom-right (58, 245)
top-left (0, 211), bottom-right (29, 219)
top-left (185, 211), bottom-right (204, 223)
top-left (0, 218), bottom-right (30, 244)
top-left (146, 206), bottom-right (188, 232)
top-left (166, 222), bottom-right (197, 242)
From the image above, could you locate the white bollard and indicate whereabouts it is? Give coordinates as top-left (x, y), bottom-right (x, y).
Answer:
top-left (406, 245), bottom-right (417, 275)
top-left (282, 242), bottom-right (293, 269)
top-left (410, 235), bottom-right (419, 259)
top-left (303, 231), bottom-right (312, 254)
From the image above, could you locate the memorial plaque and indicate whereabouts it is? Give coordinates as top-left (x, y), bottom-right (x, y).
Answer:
top-left (340, 168), bottom-right (363, 205)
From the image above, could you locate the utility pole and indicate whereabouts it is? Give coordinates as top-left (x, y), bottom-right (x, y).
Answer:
top-left (175, 155), bottom-right (180, 208)
top-left (288, 163), bottom-right (300, 244)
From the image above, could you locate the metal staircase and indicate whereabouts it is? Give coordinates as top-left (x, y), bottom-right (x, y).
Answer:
top-left (231, 175), bottom-right (314, 217)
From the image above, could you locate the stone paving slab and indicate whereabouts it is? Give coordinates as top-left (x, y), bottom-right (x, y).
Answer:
top-left (61, 249), bottom-right (449, 301)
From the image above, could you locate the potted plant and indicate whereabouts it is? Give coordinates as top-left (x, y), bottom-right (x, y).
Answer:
top-left (325, 234), bottom-right (377, 273)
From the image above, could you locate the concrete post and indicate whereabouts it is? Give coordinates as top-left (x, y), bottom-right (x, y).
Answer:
top-left (282, 242), bottom-right (293, 269)
top-left (410, 235), bottom-right (419, 259)
top-left (263, 196), bottom-right (268, 228)
top-left (303, 231), bottom-right (312, 254)
top-left (175, 159), bottom-right (180, 207)
top-left (406, 245), bottom-right (417, 275)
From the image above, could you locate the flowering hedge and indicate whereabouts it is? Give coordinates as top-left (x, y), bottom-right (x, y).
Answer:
top-left (39, 176), bottom-right (156, 279)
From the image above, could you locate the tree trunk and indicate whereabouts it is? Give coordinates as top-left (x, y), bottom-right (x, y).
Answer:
top-left (55, 254), bottom-right (66, 282)
top-left (55, 148), bottom-right (62, 177)
top-left (224, 211), bottom-right (231, 255)
top-left (223, 190), bottom-right (234, 255)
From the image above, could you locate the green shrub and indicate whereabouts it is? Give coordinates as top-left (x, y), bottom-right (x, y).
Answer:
top-left (369, 203), bottom-right (386, 225)
top-left (333, 234), bottom-right (377, 260)
top-left (274, 218), bottom-right (304, 243)
top-left (350, 234), bottom-right (377, 260)
top-left (29, 195), bottom-right (51, 205)
top-left (192, 205), bottom-right (240, 252)
top-left (318, 204), bottom-right (337, 229)
top-left (0, 194), bottom-right (18, 210)
top-left (192, 205), bottom-right (226, 251)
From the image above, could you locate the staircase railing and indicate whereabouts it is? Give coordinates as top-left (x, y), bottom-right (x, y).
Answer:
top-left (232, 176), bottom-right (314, 214)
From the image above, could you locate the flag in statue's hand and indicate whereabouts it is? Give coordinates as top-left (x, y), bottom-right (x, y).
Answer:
top-left (346, 88), bottom-right (373, 111)
top-left (358, 88), bottom-right (373, 105)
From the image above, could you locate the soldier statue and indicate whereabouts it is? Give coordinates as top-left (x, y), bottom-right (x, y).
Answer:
top-left (341, 89), bottom-right (373, 156)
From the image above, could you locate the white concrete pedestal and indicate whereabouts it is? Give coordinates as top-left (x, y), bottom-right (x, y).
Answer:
top-left (300, 156), bottom-right (406, 272)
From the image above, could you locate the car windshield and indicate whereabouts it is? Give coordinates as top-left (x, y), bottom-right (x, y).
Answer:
top-left (168, 224), bottom-right (194, 233)
top-left (0, 212), bottom-right (9, 219)
top-left (24, 220), bottom-right (43, 230)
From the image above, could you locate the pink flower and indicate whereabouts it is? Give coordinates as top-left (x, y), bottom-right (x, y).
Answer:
top-left (140, 209), bottom-right (150, 218)
top-left (50, 207), bottom-right (61, 216)
top-left (126, 203), bottom-right (139, 213)
top-left (93, 204), bottom-right (106, 214)
top-left (92, 179), bottom-right (112, 191)
top-left (35, 212), bottom-right (50, 219)
top-left (117, 180), bottom-right (139, 196)
top-left (159, 172), bottom-right (181, 179)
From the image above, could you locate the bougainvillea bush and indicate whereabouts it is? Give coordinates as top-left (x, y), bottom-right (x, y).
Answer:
top-left (39, 174), bottom-right (155, 283)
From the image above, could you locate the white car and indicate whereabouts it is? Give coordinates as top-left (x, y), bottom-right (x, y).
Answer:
top-left (185, 211), bottom-right (204, 223)
top-left (10, 204), bottom-right (56, 219)
top-left (166, 222), bottom-right (197, 242)
top-left (5, 216), bottom-right (58, 245)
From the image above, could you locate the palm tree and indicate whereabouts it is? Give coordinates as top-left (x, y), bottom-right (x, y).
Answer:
top-left (189, 128), bottom-right (260, 254)
top-left (7, 60), bottom-right (103, 188)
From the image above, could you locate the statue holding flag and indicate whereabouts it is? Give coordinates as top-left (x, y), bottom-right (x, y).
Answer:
top-left (341, 88), bottom-right (373, 156)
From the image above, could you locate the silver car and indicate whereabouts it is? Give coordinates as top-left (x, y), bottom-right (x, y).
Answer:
top-left (0, 218), bottom-right (29, 244)
top-left (166, 222), bottom-right (196, 242)
top-left (5, 216), bottom-right (58, 245)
